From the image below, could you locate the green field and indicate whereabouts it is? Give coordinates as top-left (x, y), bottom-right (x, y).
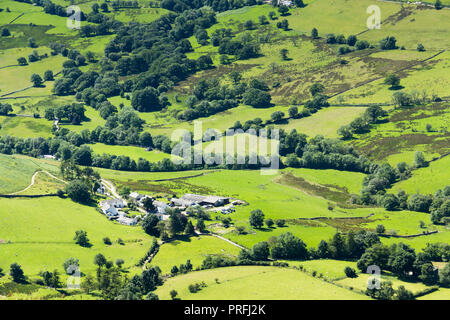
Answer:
top-left (155, 265), bottom-right (370, 300)
top-left (0, 0), bottom-right (448, 301)
top-left (390, 156), bottom-right (450, 194)
top-left (87, 143), bottom-right (174, 163)
top-left (0, 196), bottom-right (153, 276)
top-left (0, 154), bottom-right (60, 194)
top-left (150, 235), bottom-right (241, 275)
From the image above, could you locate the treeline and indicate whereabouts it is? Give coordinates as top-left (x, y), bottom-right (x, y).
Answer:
top-left (53, 8), bottom-right (219, 115)
top-left (179, 77), bottom-right (271, 121)
top-left (13, 0), bottom-right (85, 19)
top-left (161, 0), bottom-right (261, 13)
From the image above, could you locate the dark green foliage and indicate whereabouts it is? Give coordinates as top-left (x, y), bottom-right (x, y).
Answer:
top-left (74, 230), bottom-right (90, 247)
top-left (249, 209), bottom-right (265, 229)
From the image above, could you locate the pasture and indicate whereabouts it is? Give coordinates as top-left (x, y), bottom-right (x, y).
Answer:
top-left (150, 235), bottom-right (241, 275)
top-left (0, 196), bottom-right (154, 275)
top-left (154, 265), bottom-right (370, 300)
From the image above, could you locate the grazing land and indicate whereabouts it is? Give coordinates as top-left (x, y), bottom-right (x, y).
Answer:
top-left (0, 0), bottom-right (448, 301)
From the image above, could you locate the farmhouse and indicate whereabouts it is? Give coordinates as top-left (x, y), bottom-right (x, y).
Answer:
top-left (181, 194), bottom-right (229, 207)
top-left (153, 200), bottom-right (169, 214)
top-left (101, 203), bottom-right (119, 219)
top-left (129, 192), bottom-right (143, 201)
top-left (100, 199), bottom-right (125, 209)
top-left (116, 216), bottom-right (138, 226)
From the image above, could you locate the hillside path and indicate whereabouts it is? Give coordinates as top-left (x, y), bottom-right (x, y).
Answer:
top-left (8, 170), bottom-right (66, 195)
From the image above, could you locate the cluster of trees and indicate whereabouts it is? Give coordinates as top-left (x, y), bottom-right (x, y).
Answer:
top-left (0, 103), bottom-right (13, 116)
top-left (160, 0), bottom-right (260, 13)
top-left (242, 232), bottom-right (309, 261)
top-left (61, 160), bottom-right (101, 203)
top-left (218, 32), bottom-right (261, 60)
top-left (13, 0), bottom-right (83, 18)
top-left (284, 134), bottom-right (373, 173)
top-left (45, 103), bottom-right (85, 124)
top-left (110, 0), bottom-right (139, 10)
top-left (358, 242), bottom-right (450, 289)
top-left (170, 260), bottom-right (193, 276)
top-left (338, 105), bottom-right (388, 140)
top-left (179, 76), bottom-right (271, 121)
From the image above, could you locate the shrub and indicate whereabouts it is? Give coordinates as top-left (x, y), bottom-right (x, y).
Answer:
top-left (344, 266), bottom-right (357, 278)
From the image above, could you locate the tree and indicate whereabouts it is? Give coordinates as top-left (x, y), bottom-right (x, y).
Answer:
top-left (329, 232), bottom-right (347, 259)
top-left (388, 243), bottom-right (416, 277)
top-left (382, 194), bottom-right (399, 211)
top-left (66, 180), bottom-right (91, 203)
top-left (44, 70), bottom-right (54, 81)
top-left (81, 274), bottom-right (96, 293)
top-left (413, 151), bottom-right (427, 168)
top-left (258, 15), bottom-right (268, 25)
top-left (170, 289), bottom-right (178, 300)
top-left (251, 241), bottom-right (270, 260)
top-left (265, 218), bottom-right (274, 228)
top-left (395, 285), bottom-right (414, 300)
top-left (278, 5), bottom-right (289, 16)
top-left (347, 35), bottom-right (357, 46)
top-left (171, 265), bottom-right (179, 275)
top-left (10, 263), bottom-right (25, 283)
top-left (249, 209), bottom-right (265, 229)
top-left (376, 224), bottom-right (386, 234)
top-left (317, 240), bottom-right (329, 258)
top-left (275, 219), bottom-right (286, 227)
top-left (366, 281), bottom-right (395, 300)
top-left (419, 263), bottom-right (439, 285)
top-left (407, 193), bottom-right (432, 213)
top-left (31, 74), bottom-right (43, 87)
top-left (100, 2), bottom-right (109, 12)
top-left (435, 0), bottom-right (443, 10)
top-left (311, 28), bottom-right (318, 39)
top-left (288, 106), bottom-right (298, 118)
top-left (271, 111), bottom-right (284, 122)
top-left (184, 221), bottom-right (195, 235)
top-left (28, 37), bottom-right (37, 48)
top-left (0, 103), bottom-right (13, 116)
top-left (309, 83), bottom-right (325, 96)
top-left (242, 88), bottom-right (272, 108)
top-left (119, 186), bottom-right (131, 198)
top-left (344, 266), bottom-right (357, 278)
top-left (280, 48), bottom-right (289, 60)
top-left (379, 36), bottom-right (397, 50)
top-left (417, 43), bottom-right (425, 52)
top-left (116, 259), bottom-right (124, 268)
top-left (17, 57), bottom-right (27, 66)
top-left (338, 125), bottom-right (353, 140)
top-left (268, 11), bottom-right (276, 20)
top-left (384, 74), bottom-right (400, 89)
top-left (131, 87), bottom-right (161, 112)
top-left (1, 28), bottom-right (10, 37)
top-left (357, 244), bottom-right (390, 272)
top-left (228, 71), bottom-right (242, 84)
top-left (94, 253), bottom-right (107, 267)
top-left (74, 230), bottom-right (90, 247)
top-left (276, 19), bottom-right (289, 31)
top-left (440, 263), bottom-right (450, 287)
top-left (196, 219), bottom-right (206, 233)
top-left (270, 232), bottom-right (308, 260)
top-left (142, 214), bottom-right (160, 237)
top-left (91, 3), bottom-right (99, 13)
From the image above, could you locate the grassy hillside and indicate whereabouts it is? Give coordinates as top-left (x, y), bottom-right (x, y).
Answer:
top-left (155, 265), bottom-right (370, 300)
